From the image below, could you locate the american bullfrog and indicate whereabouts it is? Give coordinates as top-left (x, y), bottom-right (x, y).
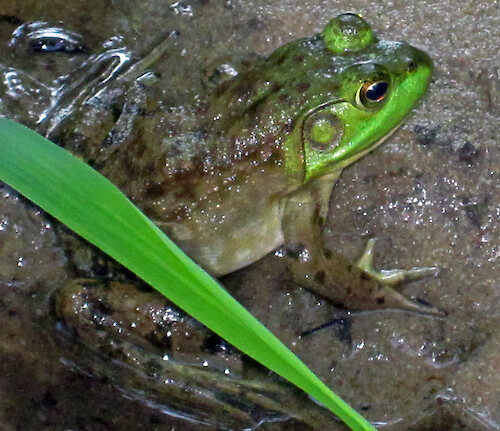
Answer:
top-left (41, 13), bottom-right (438, 312)
top-left (4, 13), bottom-right (438, 429)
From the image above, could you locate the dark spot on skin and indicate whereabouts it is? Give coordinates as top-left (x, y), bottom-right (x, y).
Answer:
top-left (245, 96), bottom-right (268, 122)
top-left (202, 334), bottom-right (224, 354)
top-left (145, 330), bottom-right (173, 351)
top-left (457, 141), bottom-right (480, 165)
top-left (360, 272), bottom-right (370, 281)
top-left (145, 182), bottom-right (167, 199)
top-left (232, 80), bottom-right (257, 104)
top-left (296, 82), bottom-right (311, 93)
top-left (279, 94), bottom-right (291, 104)
top-left (275, 54), bottom-right (286, 65)
top-left (99, 376), bottom-right (110, 385)
top-left (376, 298), bottom-right (385, 305)
top-left (202, 334), bottom-right (234, 355)
top-left (92, 300), bottom-right (113, 317)
top-left (314, 271), bottom-right (326, 284)
top-left (436, 396), bottom-right (447, 406)
top-left (414, 124), bottom-right (440, 148)
top-left (91, 259), bottom-right (111, 278)
top-left (0, 15), bottom-right (23, 25)
top-left (262, 132), bottom-right (279, 148)
top-left (313, 206), bottom-right (321, 224)
top-left (324, 249), bottom-right (333, 259)
top-left (285, 242), bottom-right (306, 259)
top-left (270, 81), bottom-right (282, 92)
top-left (41, 391), bottom-right (57, 407)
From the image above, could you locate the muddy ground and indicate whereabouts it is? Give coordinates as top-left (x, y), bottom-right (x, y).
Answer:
top-left (0, 1), bottom-right (498, 430)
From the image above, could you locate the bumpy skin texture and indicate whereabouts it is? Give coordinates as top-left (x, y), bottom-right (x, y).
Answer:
top-left (47, 14), bottom-right (432, 285)
top-left (29, 13), bottom-right (435, 428)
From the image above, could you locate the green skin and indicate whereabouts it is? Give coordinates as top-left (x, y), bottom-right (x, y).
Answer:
top-left (12, 13), bottom-right (437, 428)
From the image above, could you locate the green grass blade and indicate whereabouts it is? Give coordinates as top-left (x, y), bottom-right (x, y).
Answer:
top-left (0, 118), bottom-right (376, 431)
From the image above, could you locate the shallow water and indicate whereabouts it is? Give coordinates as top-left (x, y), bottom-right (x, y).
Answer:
top-left (0, 1), bottom-right (499, 430)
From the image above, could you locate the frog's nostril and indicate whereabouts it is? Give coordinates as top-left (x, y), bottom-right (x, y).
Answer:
top-left (407, 61), bottom-right (417, 72)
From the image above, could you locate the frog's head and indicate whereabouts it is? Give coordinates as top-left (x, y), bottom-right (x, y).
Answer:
top-left (282, 13), bottom-right (433, 182)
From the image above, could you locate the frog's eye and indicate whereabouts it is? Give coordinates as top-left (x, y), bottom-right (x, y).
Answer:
top-left (356, 78), bottom-right (390, 109)
top-left (303, 111), bottom-right (343, 152)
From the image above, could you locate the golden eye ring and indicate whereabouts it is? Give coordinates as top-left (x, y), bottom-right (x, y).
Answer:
top-left (356, 78), bottom-right (389, 109)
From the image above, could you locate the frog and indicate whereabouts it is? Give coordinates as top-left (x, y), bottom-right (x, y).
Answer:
top-left (3, 13), bottom-right (440, 430)
top-left (40, 13), bottom-right (439, 314)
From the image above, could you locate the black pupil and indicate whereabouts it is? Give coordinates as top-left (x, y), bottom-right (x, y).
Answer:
top-left (365, 81), bottom-right (388, 102)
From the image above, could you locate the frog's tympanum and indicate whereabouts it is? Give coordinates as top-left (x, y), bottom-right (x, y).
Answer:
top-left (6, 13), bottom-right (439, 429)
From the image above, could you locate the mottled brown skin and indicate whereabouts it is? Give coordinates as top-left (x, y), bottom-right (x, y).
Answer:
top-left (53, 279), bottom-right (336, 429)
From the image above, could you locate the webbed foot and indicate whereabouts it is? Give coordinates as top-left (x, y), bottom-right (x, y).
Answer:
top-left (357, 239), bottom-right (445, 316)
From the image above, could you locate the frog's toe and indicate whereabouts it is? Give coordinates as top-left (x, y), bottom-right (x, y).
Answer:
top-left (357, 238), bottom-right (440, 287)
top-left (356, 238), bottom-right (378, 270)
top-left (377, 266), bottom-right (440, 286)
top-left (376, 285), bottom-right (447, 317)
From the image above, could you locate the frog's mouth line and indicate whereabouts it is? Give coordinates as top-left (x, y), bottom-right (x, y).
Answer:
top-left (331, 121), bottom-right (403, 173)
top-left (369, 121), bottom-right (402, 151)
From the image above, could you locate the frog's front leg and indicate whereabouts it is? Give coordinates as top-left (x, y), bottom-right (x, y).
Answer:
top-left (282, 178), bottom-right (444, 316)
